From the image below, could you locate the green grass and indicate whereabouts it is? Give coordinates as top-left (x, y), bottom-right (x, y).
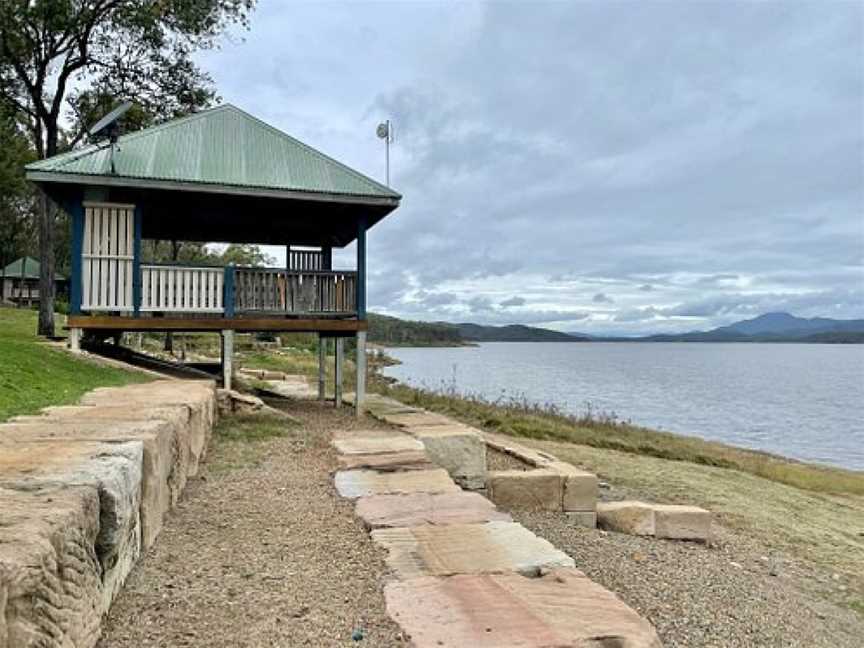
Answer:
top-left (0, 307), bottom-right (150, 421)
top-left (213, 411), bottom-right (296, 442)
top-left (375, 382), bottom-right (864, 496)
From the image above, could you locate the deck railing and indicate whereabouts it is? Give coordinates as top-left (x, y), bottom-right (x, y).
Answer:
top-left (234, 268), bottom-right (356, 315)
top-left (140, 264), bottom-right (224, 313)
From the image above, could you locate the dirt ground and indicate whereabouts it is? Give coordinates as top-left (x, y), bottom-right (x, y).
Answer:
top-left (98, 400), bottom-right (406, 648)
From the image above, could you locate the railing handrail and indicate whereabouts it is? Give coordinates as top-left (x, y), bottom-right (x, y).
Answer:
top-left (235, 268), bottom-right (357, 277)
top-left (140, 261), bottom-right (226, 269)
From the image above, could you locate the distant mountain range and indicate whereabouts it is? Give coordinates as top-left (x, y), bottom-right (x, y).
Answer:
top-left (604, 313), bottom-right (864, 343)
top-left (368, 312), bottom-right (864, 345)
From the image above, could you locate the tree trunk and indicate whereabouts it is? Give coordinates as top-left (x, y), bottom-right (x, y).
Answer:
top-left (37, 191), bottom-right (56, 337)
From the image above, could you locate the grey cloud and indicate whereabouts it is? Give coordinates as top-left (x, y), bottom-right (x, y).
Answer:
top-left (500, 296), bottom-right (526, 308)
top-left (592, 292), bottom-right (614, 304)
top-left (203, 1), bottom-right (864, 334)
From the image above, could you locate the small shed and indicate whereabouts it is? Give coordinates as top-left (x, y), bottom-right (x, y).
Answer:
top-left (25, 104), bottom-right (402, 413)
top-left (1, 257), bottom-right (66, 308)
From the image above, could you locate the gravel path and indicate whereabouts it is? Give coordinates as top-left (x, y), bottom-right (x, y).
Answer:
top-left (98, 401), bottom-right (406, 648)
top-left (512, 506), bottom-right (864, 647)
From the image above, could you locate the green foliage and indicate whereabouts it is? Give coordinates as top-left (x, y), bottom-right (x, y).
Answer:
top-left (141, 240), bottom-right (274, 267)
top-left (0, 307), bottom-right (149, 421)
top-left (368, 313), bottom-right (464, 346)
top-left (0, 106), bottom-right (37, 268)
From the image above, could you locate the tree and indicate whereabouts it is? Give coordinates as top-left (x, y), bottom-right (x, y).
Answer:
top-left (0, 0), bottom-right (256, 336)
top-left (0, 105), bottom-right (37, 271)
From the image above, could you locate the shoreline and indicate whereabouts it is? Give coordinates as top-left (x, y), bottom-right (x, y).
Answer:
top-left (377, 342), bottom-right (864, 478)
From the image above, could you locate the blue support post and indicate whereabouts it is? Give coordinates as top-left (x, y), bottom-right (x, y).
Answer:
top-left (69, 197), bottom-right (85, 315)
top-left (132, 205), bottom-right (143, 316)
top-left (224, 265), bottom-right (235, 317)
top-left (356, 217), bottom-right (367, 319)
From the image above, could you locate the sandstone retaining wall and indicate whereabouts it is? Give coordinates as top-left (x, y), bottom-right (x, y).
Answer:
top-left (0, 379), bottom-right (217, 648)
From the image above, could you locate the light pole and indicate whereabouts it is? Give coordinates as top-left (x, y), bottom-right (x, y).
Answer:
top-left (376, 120), bottom-right (392, 186)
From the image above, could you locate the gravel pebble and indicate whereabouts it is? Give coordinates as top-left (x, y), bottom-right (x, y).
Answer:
top-left (98, 401), bottom-right (405, 648)
top-left (513, 509), bottom-right (864, 647)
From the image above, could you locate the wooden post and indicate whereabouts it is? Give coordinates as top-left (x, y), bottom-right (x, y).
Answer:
top-left (355, 330), bottom-right (367, 417)
top-left (334, 336), bottom-right (344, 407)
top-left (356, 217), bottom-right (366, 318)
top-left (132, 205), bottom-right (142, 316)
top-left (222, 329), bottom-right (234, 390)
top-left (318, 334), bottom-right (327, 401)
top-left (68, 327), bottom-right (82, 353)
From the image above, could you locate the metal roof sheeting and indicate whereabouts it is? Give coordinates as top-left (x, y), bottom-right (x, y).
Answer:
top-left (1, 257), bottom-right (65, 280)
top-left (27, 105), bottom-right (400, 201)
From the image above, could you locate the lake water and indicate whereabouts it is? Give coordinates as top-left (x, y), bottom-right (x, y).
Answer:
top-left (382, 342), bottom-right (864, 471)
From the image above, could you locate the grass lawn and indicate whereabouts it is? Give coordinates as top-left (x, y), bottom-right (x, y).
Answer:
top-left (0, 307), bottom-right (151, 421)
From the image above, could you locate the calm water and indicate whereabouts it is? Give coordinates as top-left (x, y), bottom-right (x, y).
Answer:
top-left (383, 343), bottom-right (864, 471)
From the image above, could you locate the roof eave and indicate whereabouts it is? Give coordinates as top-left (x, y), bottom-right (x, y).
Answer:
top-left (26, 170), bottom-right (402, 207)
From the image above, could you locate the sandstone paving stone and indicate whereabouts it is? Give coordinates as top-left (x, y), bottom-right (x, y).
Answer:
top-left (0, 485), bottom-right (104, 648)
top-left (337, 450), bottom-right (435, 472)
top-left (0, 415), bottom-right (187, 549)
top-left (333, 435), bottom-right (425, 455)
top-left (355, 492), bottom-right (512, 529)
top-left (332, 427), bottom-right (408, 440)
top-left (334, 468), bottom-right (460, 499)
top-left (406, 424), bottom-right (487, 490)
top-left (384, 568), bottom-right (662, 648)
top-left (488, 468), bottom-right (564, 511)
top-left (81, 380), bottom-right (216, 476)
top-left (371, 521), bottom-right (575, 578)
top-left (0, 440), bottom-right (143, 614)
top-left (380, 411), bottom-right (454, 428)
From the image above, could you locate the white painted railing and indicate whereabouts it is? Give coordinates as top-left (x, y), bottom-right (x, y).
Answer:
top-left (82, 202), bottom-right (135, 311)
top-left (140, 265), bottom-right (224, 313)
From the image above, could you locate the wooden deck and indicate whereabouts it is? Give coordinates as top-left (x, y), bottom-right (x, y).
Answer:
top-left (67, 315), bottom-right (367, 334)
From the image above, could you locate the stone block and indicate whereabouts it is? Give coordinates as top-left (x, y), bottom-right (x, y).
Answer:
top-left (0, 439), bottom-right (143, 613)
top-left (81, 379), bottom-right (216, 475)
top-left (408, 425), bottom-right (487, 490)
top-left (372, 521), bottom-right (574, 579)
top-left (597, 501), bottom-right (656, 536)
top-left (0, 416), bottom-right (183, 550)
top-left (334, 468), bottom-right (460, 499)
top-left (566, 511), bottom-right (597, 529)
top-left (337, 450), bottom-right (435, 472)
top-left (653, 504), bottom-right (711, 542)
top-left (548, 462), bottom-right (598, 512)
top-left (488, 469), bottom-right (563, 511)
top-left (384, 569), bottom-right (662, 648)
top-left (333, 435), bottom-right (425, 455)
top-left (381, 411), bottom-right (453, 428)
top-left (0, 485), bottom-right (104, 648)
top-left (355, 492), bottom-right (511, 529)
top-left (217, 389), bottom-right (265, 415)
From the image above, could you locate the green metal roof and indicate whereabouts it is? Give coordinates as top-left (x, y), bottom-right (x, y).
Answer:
top-left (1, 257), bottom-right (65, 280)
top-left (26, 104), bottom-right (400, 202)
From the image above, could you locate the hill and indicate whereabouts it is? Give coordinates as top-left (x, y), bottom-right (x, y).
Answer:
top-left (595, 312), bottom-right (864, 343)
top-left (456, 323), bottom-right (588, 342)
top-left (367, 313), bottom-right (463, 346)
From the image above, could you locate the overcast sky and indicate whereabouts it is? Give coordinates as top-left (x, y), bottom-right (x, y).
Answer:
top-left (199, 0), bottom-right (863, 335)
